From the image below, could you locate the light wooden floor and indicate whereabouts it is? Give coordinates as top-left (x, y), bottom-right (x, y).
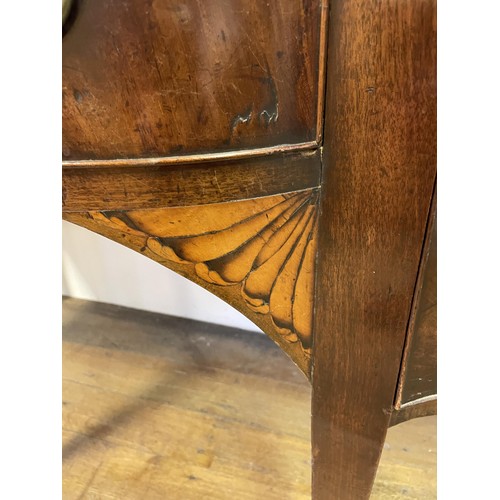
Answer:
top-left (62, 298), bottom-right (436, 499)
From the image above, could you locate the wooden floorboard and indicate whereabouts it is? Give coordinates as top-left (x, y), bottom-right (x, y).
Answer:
top-left (62, 297), bottom-right (436, 499)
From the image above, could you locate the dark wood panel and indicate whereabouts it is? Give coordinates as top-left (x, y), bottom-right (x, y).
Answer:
top-left (62, 149), bottom-right (321, 212)
top-left (396, 194), bottom-right (437, 406)
top-left (311, 0), bottom-right (437, 498)
top-left (62, 0), bottom-right (327, 161)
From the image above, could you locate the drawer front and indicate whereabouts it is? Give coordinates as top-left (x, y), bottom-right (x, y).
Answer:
top-left (63, 0), bottom-right (326, 161)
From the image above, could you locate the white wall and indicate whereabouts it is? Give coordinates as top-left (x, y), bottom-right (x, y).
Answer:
top-left (62, 220), bottom-right (261, 332)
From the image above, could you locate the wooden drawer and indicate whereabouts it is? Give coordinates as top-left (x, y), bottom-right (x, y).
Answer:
top-left (62, 0), bottom-right (437, 497)
top-left (63, 0), bottom-right (326, 161)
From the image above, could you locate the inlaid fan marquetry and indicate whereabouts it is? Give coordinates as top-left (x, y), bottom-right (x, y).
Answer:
top-left (69, 189), bottom-right (319, 373)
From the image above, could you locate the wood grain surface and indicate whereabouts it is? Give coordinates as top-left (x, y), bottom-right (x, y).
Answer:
top-left (63, 298), bottom-right (436, 499)
top-left (62, 0), bottom-right (438, 496)
top-left (64, 189), bottom-right (320, 376)
top-left (62, 150), bottom-right (321, 212)
top-left (62, 0), bottom-right (328, 161)
top-left (396, 189), bottom-right (437, 407)
top-left (311, 0), bottom-right (437, 498)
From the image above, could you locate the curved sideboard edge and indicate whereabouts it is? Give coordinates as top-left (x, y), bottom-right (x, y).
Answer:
top-left (62, 142), bottom-right (319, 169)
top-left (389, 395), bottom-right (437, 427)
top-left (62, 149), bottom-right (322, 212)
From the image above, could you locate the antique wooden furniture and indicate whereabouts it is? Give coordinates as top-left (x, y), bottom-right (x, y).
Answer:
top-left (62, 0), bottom-right (436, 498)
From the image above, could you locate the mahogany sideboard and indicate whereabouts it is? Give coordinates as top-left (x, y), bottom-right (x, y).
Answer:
top-left (62, 0), bottom-right (437, 498)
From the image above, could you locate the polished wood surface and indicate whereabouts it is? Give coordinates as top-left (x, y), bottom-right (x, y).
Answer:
top-left (63, 297), bottom-right (436, 499)
top-left (63, 0), bottom-right (327, 161)
top-left (396, 191), bottom-right (437, 407)
top-left (311, 0), bottom-right (437, 498)
top-left (64, 189), bottom-right (319, 376)
top-left (62, 0), bottom-right (437, 496)
top-left (62, 149), bottom-right (321, 212)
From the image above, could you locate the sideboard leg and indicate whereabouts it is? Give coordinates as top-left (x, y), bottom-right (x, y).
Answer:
top-left (311, 354), bottom-right (392, 499)
top-left (310, 0), bottom-right (437, 495)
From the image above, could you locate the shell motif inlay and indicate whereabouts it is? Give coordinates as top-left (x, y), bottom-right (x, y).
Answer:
top-left (89, 189), bottom-right (319, 355)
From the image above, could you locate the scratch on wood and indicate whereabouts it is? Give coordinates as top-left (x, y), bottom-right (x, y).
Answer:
top-left (230, 105), bottom-right (253, 134)
top-left (213, 170), bottom-right (221, 193)
top-left (77, 461), bottom-right (102, 500)
top-left (259, 68), bottom-right (279, 125)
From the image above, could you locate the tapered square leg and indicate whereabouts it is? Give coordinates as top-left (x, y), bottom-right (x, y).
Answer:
top-left (311, 0), bottom-right (436, 497)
